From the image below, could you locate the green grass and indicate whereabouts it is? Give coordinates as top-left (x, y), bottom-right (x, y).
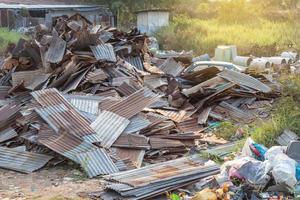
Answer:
top-left (0, 28), bottom-right (21, 54)
top-left (156, 16), bottom-right (299, 56)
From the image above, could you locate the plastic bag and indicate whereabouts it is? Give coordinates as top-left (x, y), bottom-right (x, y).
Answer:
top-left (265, 146), bottom-right (297, 188)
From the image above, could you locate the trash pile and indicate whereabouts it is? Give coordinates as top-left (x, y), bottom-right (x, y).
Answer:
top-left (0, 13), bottom-right (298, 199)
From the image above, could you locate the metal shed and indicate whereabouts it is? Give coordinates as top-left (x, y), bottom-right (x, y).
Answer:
top-left (136, 9), bottom-right (169, 35)
top-left (0, 1), bottom-right (114, 30)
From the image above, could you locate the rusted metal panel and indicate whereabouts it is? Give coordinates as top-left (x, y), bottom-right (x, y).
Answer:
top-left (32, 88), bottom-right (101, 143)
top-left (45, 31), bottom-right (66, 63)
top-left (116, 82), bottom-right (140, 97)
top-left (91, 111), bottom-right (130, 148)
top-left (105, 87), bottom-right (160, 119)
top-left (11, 70), bottom-right (49, 88)
top-left (153, 109), bottom-right (187, 123)
top-left (104, 156), bottom-right (219, 187)
top-left (111, 147), bottom-right (145, 168)
top-left (124, 56), bottom-right (144, 71)
top-left (176, 118), bottom-right (203, 133)
top-left (123, 115), bottom-right (151, 134)
top-left (38, 130), bottom-right (118, 177)
top-left (277, 129), bottom-right (299, 146)
top-left (0, 103), bottom-right (20, 129)
top-left (218, 69), bottom-right (271, 93)
top-left (0, 127), bottom-right (18, 143)
top-left (143, 75), bottom-right (168, 89)
top-left (85, 68), bottom-right (108, 83)
top-left (159, 58), bottom-right (184, 77)
top-left (149, 137), bottom-right (184, 149)
top-left (68, 98), bottom-right (100, 115)
top-left (198, 107), bottom-right (212, 125)
top-left (112, 134), bottom-right (150, 149)
top-left (90, 44), bottom-right (116, 62)
top-left (0, 146), bottom-right (53, 173)
top-left (214, 101), bottom-right (255, 123)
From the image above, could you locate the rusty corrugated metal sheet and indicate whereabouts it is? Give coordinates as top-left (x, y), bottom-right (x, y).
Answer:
top-left (0, 103), bottom-right (20, 129)
top-left (0, 146), bottom-right (53, 173)
top-left (143, 75), bottom-right (168, 89)
top-left (104, 156), bottom-right (220, 199)
top-left (105, 87), bottom-right (160, 119)
top-left (31, 88), bottom-right (101, 143)
top-left (124, 115), bottom-right (151, 134)
top-left (91, 111), bottom-right (130, 148)
top-left (111, 147), bottom-right (145, 168)
top-left (85, 68), bottom-right (108, 83)
top-left (45, 32), bottom-right (66, 63)
top-left (38, 130), bottom-right (118, 177)
top-left (159, 58), bottom-right (184, 77)
top-left (214, 101), bottom-right (255, 123)
top-left (11, 70), bottom-right (50, 89)
top-left (68, 97), bottom-right (100, 115)
top-left (90, 44), bottom-right (117, 62)
top-left (198, 107), bottom-right (212, 125)
top-left (124, 56), bottom-right (144, 71)
top-left (149, 137), bottom-right (185, 149)
top-left (112, 134), bottom-right (150, 149)
top-left (218, 69), bottom-right (271, 93)
top-left (116, 82), bottom-right (140, 97)
top-left (176, 118), bottom-right (203, 133)
top-left (0, 127), bottom-right (18, 143)
top-left (153, 109), bottom-right (187, 123)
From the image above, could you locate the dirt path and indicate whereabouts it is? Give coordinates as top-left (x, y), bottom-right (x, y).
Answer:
top-left (0, 166), bottom-right (103, 200)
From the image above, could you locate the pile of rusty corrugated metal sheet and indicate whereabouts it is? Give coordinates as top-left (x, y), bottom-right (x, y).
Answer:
top-left (0, 13), bottom-right (280, 192)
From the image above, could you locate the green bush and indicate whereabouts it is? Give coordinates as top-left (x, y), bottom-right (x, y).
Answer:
top-left (0, 28), bottom-right (21, 54)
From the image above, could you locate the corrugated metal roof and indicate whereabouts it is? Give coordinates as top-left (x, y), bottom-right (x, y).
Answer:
top-left (149, 137), bottom-right (184, 149)
top-left (11, 70), bottom-right (50, 89)
top-left (0, 103), bottom-right (20, 129)
top-left (124, 56), bottom-right (144, 71)
top-left (38, 130), bottom-right (118, 177)
top-left (91, 111), bottom-right (130, 148)
top-left (32, 88), bottom-right (101, 143)
top-left (218, 69), bottom-right (271, 93)
top-left (0, 146), bottom-right (52, 173)
top-left (143, 75), bottom-right (168, 89)
top-left (85, 68), bottom-right (108, 83)
top-left (76, 148), bottom-right (119, 178)
top-left (0, 127), bottom-right (18, 143)
top-left (123, 115), bottom-right (151, 134)
top-left (215, 101), bottom-right (254, 123)
top-left (69, 98), bottom-right (100, 115)
top-left (45, 32), bottom-right (66, 63)
top-left (198, 107), bottom-right (212, 125)
top-left (112, 134), bottom-right (150, 149)
top-left (90, 44), bottom-right (117, 62)
top-left (277, 129), bottom-right (299, 146)
top-left (105, 87), bottom-right (160, 119)
top-left (159, 58), bottom-right (184, 77)
top-left (153, 109), bottom-right (187, 123)
top-left (117, 82), bottom-right (140, 97)
top-left (176, 118), bottom-right (203, 133)
top-left (111, 147), bottom-right (145, 168)
top-left (104, 156), bottom-right (219, 187)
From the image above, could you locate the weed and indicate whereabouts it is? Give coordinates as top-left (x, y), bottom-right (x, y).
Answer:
top-left (214, 121), bottom-right (238, 140)
top-left (0, 28), bottom-right (21, 54)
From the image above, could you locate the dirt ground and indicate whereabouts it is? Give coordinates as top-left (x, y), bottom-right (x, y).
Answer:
top-left (0, 165), bottom-right (103, 200)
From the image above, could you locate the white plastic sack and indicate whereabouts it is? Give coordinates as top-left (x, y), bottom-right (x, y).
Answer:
top-left (240, 138), bottom-right (254, 158)
top-left (265, 146), bottom-right (296, 188)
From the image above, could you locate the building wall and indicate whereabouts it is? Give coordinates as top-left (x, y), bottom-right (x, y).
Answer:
top-left (137, 11), bottom-right (169, 35)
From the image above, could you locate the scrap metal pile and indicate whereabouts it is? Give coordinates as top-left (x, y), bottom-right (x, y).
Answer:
top-left (0, 14), bottom-right (284, 199)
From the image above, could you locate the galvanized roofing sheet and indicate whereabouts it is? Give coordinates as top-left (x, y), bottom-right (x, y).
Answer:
top-left (31, 88), bottom-right (101, 143)
top-left (45, 32), bottom-right (66, 63)
top-left (69, 98), bottom-right (99, 115)
top-left (149, 137), bottom-right (184, 149)
top-left (112, 134), bottom-right (150, 149)
top-left (176, 117), bottom-right (203, 133)
top-left (0, 103), bottom-right (20, 129)
top-left (104, 156), bottom-right (219, 187)
top-left (143, 75), bottom-right (168, 89)
top-left (85, 68), bottom-right (108, 83)
top-left (11, 70), bottom-right (50, 89)
top-left (158, 58), bottom-right (184, 77)
top-left (111, 147), bottom-right (145, 168)
top-left (0, 127), bottom-right (18, 143)
top-left (38, 130), bottom-right (118, 177)
top-left (117, 82), bottom-right (140, 97)
top-left (0, 146), bottom-right (53, 173)
top-left (91, 111), bottom-right (130, 148)
top-left (124, 56), bottom-right (144, 71)
top-left (90, 44), bottom-right (117, 62)
top-left (153, 109), bottom-right (187, 123)
top-left (123, 115), bottom-right (151, 134)
top-left (277, 129), bottom-right (299, 146)
top-left (105, 87), bottom-right (160, 119)
top-left (218, 69), bottom-right (271, 93)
